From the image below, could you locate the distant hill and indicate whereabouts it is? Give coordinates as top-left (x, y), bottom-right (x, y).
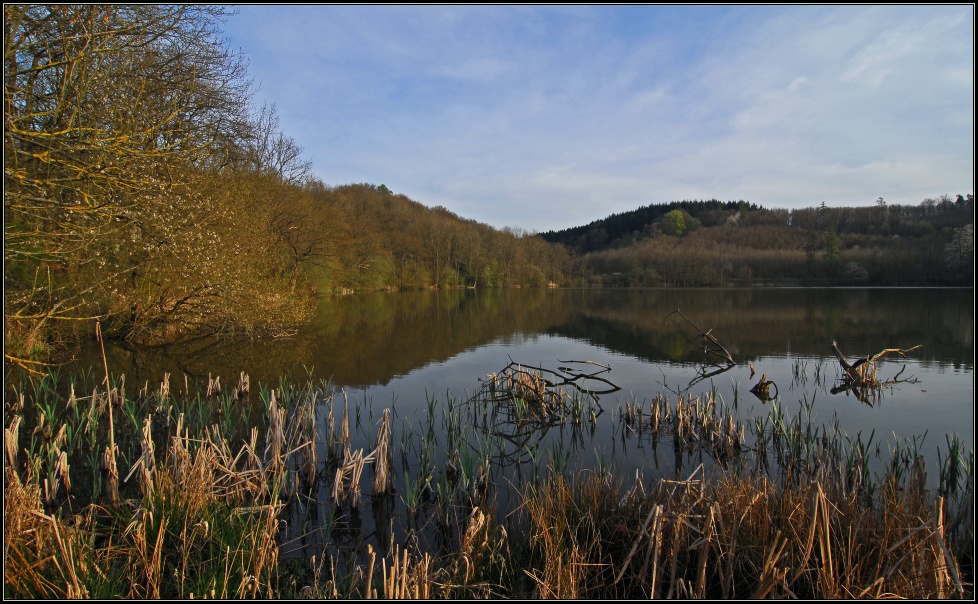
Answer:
top-left (539, 199), bottom-right (755, 253)
top-left (538, 195), bottom-right (974, 287)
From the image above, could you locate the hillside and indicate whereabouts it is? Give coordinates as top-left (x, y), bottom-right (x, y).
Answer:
top-left (540, 196), bottom-right (974, 287)
top-left (2, 6), bottom-right (570, 365)
top-left (293, 182), bottom-right (571, 292)
top-left (540, 199), bottom-right (754, 253)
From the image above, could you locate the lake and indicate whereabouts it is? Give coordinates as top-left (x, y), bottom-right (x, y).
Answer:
top-left (68, 287), bottom-right (973, 558)
top-left (85, 287), bottom-right (973, 446)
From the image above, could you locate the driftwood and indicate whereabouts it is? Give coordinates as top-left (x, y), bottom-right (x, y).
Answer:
top-left (665, 309), bottom-right (735, 366)
top-left (749, 374), bottom-right (778, 402)
top-left (830, 340), bottom-right (921, 403)
top-left (660, 310), bottom-right (736, 395)
top-left (487, 357), bottom-right (621, 399)
top-left (474, 358), bottom-right (616, 439)
top-left (832, 340), bottom-right (919, 372)
top-left (832, 340), bottom-right (921, 382)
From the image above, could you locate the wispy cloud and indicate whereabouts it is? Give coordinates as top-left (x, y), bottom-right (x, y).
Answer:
top-left (224, 5), bottom-right (973, 231)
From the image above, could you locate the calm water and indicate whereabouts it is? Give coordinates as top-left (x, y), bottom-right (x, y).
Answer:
top-left (85, 287), bottom-right (974, 449)
top-left (69, 287), bottom-right (973, 558)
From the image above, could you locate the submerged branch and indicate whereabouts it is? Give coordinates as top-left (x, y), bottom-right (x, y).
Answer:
top-left (502, 357), bottom-right (621, 397)
top-left (830, 341), bottom-right (922, 404)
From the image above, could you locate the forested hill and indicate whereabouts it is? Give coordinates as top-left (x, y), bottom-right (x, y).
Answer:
top-left (539, 196), bottom-right (974, 288)
top-left (541, 197), bottom-right (973, 255)
top-left (540, 199), bottom-right (755, 253)
top-left (3, 6), bottom-right (569, 366)
top-left (285, 182), bottom-right (569, 294)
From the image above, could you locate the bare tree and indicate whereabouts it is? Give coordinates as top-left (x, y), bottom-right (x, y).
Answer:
top-left (247, 102), bottom-right (312, 185)
top-left (4, 5), bottom-right (254, 363)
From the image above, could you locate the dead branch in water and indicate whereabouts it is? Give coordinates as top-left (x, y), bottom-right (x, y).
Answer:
top-left (750, 374), bottom-right (779, 402)
top-left (659, 310), bottom-right (736, 395)
top-left (665, 309), bottom-right (735, 366)
top-left (473, 359), bottom-right (616, 434)
top-left (831, 340), bottom-right (922, 404)
top-left (831, 341), bottom-right (922, 374)
top-left (498, 357), bottom-right (621, 398)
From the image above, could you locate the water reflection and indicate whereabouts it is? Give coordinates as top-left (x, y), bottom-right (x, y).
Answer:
top-left (58, 288), bottom-right (974, 473)
top-left (74, 287), bottom-right (973, 393)
top-left (58, 287), bottom-right (973, 481)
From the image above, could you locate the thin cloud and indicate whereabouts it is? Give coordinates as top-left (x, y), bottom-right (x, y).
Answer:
top-left (223, 5), bottom-right (973, 231)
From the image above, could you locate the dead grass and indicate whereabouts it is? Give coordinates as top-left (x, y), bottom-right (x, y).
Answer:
top-left (513, 466), bottom-right (968, 599)
top-left (3, 371), bottom-right (972, 599)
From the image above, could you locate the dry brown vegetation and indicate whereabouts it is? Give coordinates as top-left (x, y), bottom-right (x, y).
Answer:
top-left (3, 362), bottom-right (973, 599)
top-left (517, 469), bottom-right (968, 599)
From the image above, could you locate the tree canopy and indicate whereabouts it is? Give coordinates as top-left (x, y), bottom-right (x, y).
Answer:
top-left (3, 6), bottom-right (569, 370)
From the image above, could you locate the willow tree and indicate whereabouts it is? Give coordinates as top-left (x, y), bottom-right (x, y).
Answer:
top-left (3, 5), bottom-right (289, 364)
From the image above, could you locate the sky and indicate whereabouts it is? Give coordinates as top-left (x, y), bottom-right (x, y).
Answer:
top-left (222, 5), bottom-right (974, 232)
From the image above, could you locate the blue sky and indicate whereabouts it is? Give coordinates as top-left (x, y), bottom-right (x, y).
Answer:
top-left (223, 5), bottom-right (974, 232)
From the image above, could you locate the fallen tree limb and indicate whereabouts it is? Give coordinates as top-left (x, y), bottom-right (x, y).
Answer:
top-left (832, 341), bottom-right (921, 371)
top-left (472, 359), bottom-right (617, 435)
top-left (830, 341), bottom-right (922, 404)
top-left (558, 359), bottom-right (612, 371)
top-left (500, 357), bottom-right (621, 396)
top-left (750, 374), bottom-right (779, 402)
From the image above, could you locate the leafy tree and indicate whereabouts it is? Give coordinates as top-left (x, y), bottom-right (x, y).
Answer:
top-left (93, 170), bottom-right (314, 344)
top-left (660, 209), bottom-right (687, 237)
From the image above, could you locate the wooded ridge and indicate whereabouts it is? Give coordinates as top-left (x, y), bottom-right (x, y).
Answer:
top-left (541, 196), bottom-right (973, 288)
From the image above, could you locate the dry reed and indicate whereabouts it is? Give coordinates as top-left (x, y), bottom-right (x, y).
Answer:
top-left (373, 409), bottom-right (393, 496)
top-left (4, 369), bottom-right (971, 600)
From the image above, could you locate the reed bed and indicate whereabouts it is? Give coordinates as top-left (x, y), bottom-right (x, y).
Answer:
top-left (517, 467), bottom-right (970, 599)
top-left (3, 368), bottom-right (973, 599)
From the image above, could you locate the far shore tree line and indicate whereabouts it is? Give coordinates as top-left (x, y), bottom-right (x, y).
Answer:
top-left (544, 197), bottom-right (974, 288)
top-left (4, 5), bottom-right (973, 370)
